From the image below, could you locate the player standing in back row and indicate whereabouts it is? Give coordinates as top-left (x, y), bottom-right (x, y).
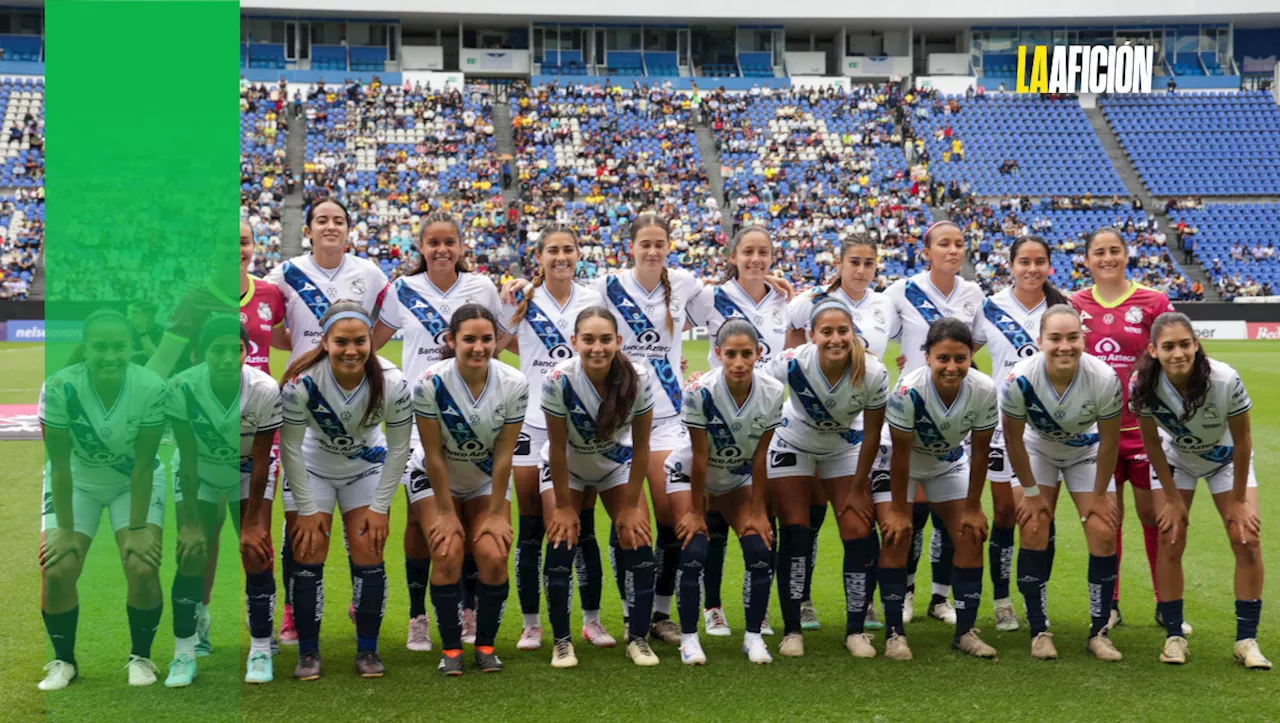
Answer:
top-left (1070, 226), bottom-right (1187, 635)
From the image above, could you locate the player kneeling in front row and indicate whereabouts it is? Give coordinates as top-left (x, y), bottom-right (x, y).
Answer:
top-left (1130, 312), bottom-right (1270, 669)
top-left (1001, 305), bottom-right (1125, 662)
top-left (540, 307), bottom-right (658, 668)
top-left (665, 320), bottom-right (783, 665)
top-left (278, 301), bottom-right (413, 681)
top-left (411, 305), bottom-right (526, 675)
top-left (880, 318), bottom-right (998, 660)
top-left (38, 310), bottom-right (170, 691)
top-left (162, 318), bottom-right (283, 686)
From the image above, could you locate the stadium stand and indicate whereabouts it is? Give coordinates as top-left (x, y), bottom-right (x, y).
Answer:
top-left (708, 83), bottom-right (930, 289)
top-left (0, 192), bottom-right (39, 300)
top-left (301, 80), bottom-right (508, 281)
top-left (0, 35), bottom-right (41, 63)
top-left (0, 76), bottom-right (42, 301)
top-left (240, 80), bottom-right (288, 277)
top-left (511, 83), bottom-right (722, 278)
top-left (912, 93), bottom-right (1128, 197)
top-left (1101, 91), bottom-right (1280, 196)
top-left (1168, 202), bottom-right (1280, 301)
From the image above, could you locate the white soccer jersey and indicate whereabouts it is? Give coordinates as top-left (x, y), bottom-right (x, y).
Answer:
top-left (267, 253), bottom-right (390, 367)
top-left (38, 363), bottom-right (169, 491)
top-left (973, 289), bottom-right (1045, 396)
top-left (280, 356), bottom-right (413, 481)
top-left (665, 367), bottom-right (784, 491)
top-left (589, 268), bottom-right (702, 420)
top-left (686, 280), bottom-right (789, 369)
top-left (1133, 358), bottom-right (1252, 478)
top-left (788, 287), bottom-right (899, 359)
top-left (1001, 353), bottom-right (1123, 462)
top-left (499, 283), bottom-right (603, 430)
top-left (886, 366), bottom-right (999, 480)
top-left (884, 271), bottom-right (984, 374)
top-left (379, 272), bottom-right (503, 386)
top-left (764, 344), bottom-right (890, 455)
top-left (167, 364), bottom-right (282, 487)
top-left (540, 356), bottom-right (655, 483)
top-left (413, 358), bottom-right (529, 492)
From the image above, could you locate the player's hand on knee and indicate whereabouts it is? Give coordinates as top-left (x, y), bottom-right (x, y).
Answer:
top-left (292, 513), bottom-right (329, 559)
top-left (240, 520), bottom-right (272, 565)
top-left (176, 522), bottom-right (207, 569)
top-left (676, 510), bottom-right (708, 549)
top-left (473, 514), bottom-right (513, 558)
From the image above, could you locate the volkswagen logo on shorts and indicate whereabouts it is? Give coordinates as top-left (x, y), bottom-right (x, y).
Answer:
top-left (458, 439), bottom-right (486, 454)
top-left (549, 343), bottom-right (574, 360)
top-left (637, 329), bottom-right (662, 345)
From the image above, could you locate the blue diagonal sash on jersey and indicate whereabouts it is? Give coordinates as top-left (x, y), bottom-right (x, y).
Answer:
top-left (301, 378), bottom-right (386, 464)
top-left (700, 388), bottom-right (752, 475)
top-left (182, 383), bottom-right (237, 459)
top-left (1148, 397), bottom-right (1233, 465)
top-left (786, 358), bottom-right (864, 446)
top-left (282, 261), bottom-right (332, 321)
top-left (1015, 377), bottom-right (1099, 448)
top-left (397, 283), bottom-right (449, 337)
top-left (431, 376), bottom-right (494, 476)
top-left (560, 375), bottom-right (633, 465)
top-left (983, 299), bottom-right (1038, 357)
top-left (522, 299), bottom-right (569, 352)
top-left (904, 281), bottom-right (944, 324)
top-left (604, 276), bottom-right (682, 413)
top-left (63, 385), bottom-right (157, 476)
top-left (908, 389), bottom-right (964, 462)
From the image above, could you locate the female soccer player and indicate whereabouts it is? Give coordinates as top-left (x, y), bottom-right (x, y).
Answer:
top-left (278, 301), bottom-right (412, 681)
top-left (684, 225), bottom-right (789, 637)
top-left (879, 318), bottom-right (998, 661)
top-left (371, 211), bottom-right (506, 652)
top-left (1001, 305), bottom-right (1125, 662)
top-left (161, 318), bottom-right (282, 686)
top-left (240, 218), bottom-right (286, 375)
top-left (500, 225), bottom-right (613, 652)
top-left (885, 221), bottom-right (984, 627)
top-left (1130, 312), bottom-right (1269, 669)
top-left (765, 299), bottom-right (890, 659)
top-left (665, 320), bottom-right (783, 665)
top-left (412, 305), bottom-right (527, 675)
top-left (971, 235), bottom-right (1069, 633)
top-left (267, 198), bottom-right (390, 646)
top-left (539, 307), bottom-right (657, 668)
top-left (586, 214), bottom-right (702, 646)
top-left (1071, 226), bottom-right (1182, 633)
top-left (38, 310), bottom-right (170, 690)
top-left (784, 232), bottom-right (899, 633)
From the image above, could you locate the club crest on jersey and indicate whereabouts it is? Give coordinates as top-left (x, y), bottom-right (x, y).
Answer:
top-left (1103, 313), bottom-right (1114, 325)
top-left (962, 411), bottom-right (977, 427)
top-left (350, 278), bottom-right (366, 296)
top-left (1125, 307), bottom-right (1143, 325)
top-left (772, 310), bottom-right (784, 325)
top-left (1081, 402), bottom-right (1097, 419)
top-left (257, 302), bottom-right (273, 321)
top-left (1202, 402), bottom-right (1220, 420)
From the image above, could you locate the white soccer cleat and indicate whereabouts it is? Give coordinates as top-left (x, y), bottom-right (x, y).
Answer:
top-left (1160, 635), bottom-right (1188, 665)
top-left (38, 660), bottom-right (76, 691)
top-left (550, 638), bottom-right (578, 669)
top-left (461, 608), bottom-right (477, 645)
top-left (244, 650), bottom-right (274, 684)
top-left (1234, 639), bottom-right (1272, 670)
top-left (952, 629), bottom-right (998, 659)
top-left (760, 613), bottom-right (775, 636)
top-left (680, 636), bottom-right (707, 666)
top-left (845, 633), bottom-right (877, 659)
top-left (626, 638), bottom-right (660, 667)
top-left (778, 632), bottom-right (805, 658)
top-left (406, 614), bottom-right (433, 652)
top-left (903, 591), bottom-right (915, 624)
top-left (582, 619), bottom-right (617, 648)
top-left (742, 634), bottom-right (772, 664)
top-left (885, 633), bottom-right (913, 661)
top-left (993, 598), bottom-right (1020, 632)
top-left (517, 626), bottom-right (543, 651)
top-left (928, 599), bottom-right (957, 626)
top-left (126, 655), bottom-right (159, 687)
top-left (703, 607), bottom-right (731, 637)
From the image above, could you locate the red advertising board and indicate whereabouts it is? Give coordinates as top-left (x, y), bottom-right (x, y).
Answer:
top-left (1247, 323), bottom-right (1280, 340)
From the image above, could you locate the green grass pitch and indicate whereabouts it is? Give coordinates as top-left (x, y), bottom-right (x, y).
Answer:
top-left (0, 340), bottom-right (1277, 722)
